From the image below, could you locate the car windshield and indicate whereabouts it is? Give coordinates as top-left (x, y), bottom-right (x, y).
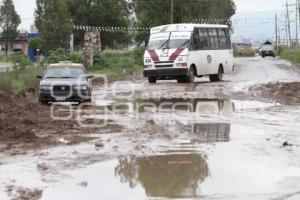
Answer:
top-left (44, 68), bottom-right (85, 78)
top-left (148, 31), bottom-right (191, 50)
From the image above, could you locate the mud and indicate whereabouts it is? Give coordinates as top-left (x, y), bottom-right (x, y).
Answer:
top-left (6, 185), bottom-right (42, 200)
top-left (250, 82), bottom-right (300, 105)
top-left (0, 91), bottom-right (110, 150)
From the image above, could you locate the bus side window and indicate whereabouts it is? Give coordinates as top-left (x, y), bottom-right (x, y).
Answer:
top-left (225, 29), bottom-right (232, 49)
top-left (218, 29), bottom-right (227, 49)
top-left (199, 28), bottom-right (210, 50)
top-left (208, 29), bottom-right (218, 50)
top-left (192, 28), bottom-right (200, 50)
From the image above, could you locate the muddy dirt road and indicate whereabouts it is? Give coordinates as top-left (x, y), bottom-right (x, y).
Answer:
top-left (1, 57), bottom-right (300, 200)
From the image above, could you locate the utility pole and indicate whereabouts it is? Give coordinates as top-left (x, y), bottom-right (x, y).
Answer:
top-left (285, 13), bottom-right (289, 46)
top-left (286, 1), bottom-right (292, 47)
top-left (170, 0), bottom-right (174, 24)
top-left (296, 0), bottom-right (299, 46)
top-left (275, 14), bottom-right (278, 48)
top-left (297, 0), bottom-right (300, 46)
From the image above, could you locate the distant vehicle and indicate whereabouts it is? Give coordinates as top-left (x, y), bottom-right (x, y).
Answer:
top-left (261, 41), bottom-right (276, 58)
top-left (37, 62), bottom-right (94, 104)
top-left (143, 23), bottom-right (234, 83)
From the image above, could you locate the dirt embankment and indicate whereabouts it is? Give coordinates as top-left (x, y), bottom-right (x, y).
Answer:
top-left (250, 82), bottom-right (300, 105)
top-left (0, 91), bottom-right (92, 150)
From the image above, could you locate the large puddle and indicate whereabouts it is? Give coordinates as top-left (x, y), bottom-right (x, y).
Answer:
top-left (41, 147), bottom-right (300, 200)
top-left (3, 97), bottom-right (300, 200)
top-left (42, 153), bottom-right (209, 199)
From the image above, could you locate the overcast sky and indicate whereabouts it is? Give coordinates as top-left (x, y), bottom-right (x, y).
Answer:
top-left (9, 0), bottom-right (288, 41)
top-left (12, 0), bottom-right (288, 30)
top-left (234, 0), bottom-right (285, 12)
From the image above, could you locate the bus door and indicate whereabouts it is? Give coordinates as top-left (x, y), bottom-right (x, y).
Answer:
top-left (205, 28), bottom-right (219, 75)
top-left (189, 28), bottom-right (202, 74)
top-left (197, 28), bottom-right (214, 75)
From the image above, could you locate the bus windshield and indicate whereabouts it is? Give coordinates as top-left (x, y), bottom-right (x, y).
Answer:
top-left (148, 32), bottom-right (191, 50)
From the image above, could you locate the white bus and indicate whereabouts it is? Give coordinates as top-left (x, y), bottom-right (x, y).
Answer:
top-left (143, 24), bottom-right (233, 83)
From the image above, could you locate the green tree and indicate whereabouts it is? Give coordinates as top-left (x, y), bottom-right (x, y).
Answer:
top-left (209, 0), bottom-right (236, 19)
top-left (0, 0), bottom-right (21, 55)
top-left (35, 0), bottom-right (73, 52)
top-left (29, 36), bottom-right (42, 53)
top-left (131, 0), bottom-right (236, 44)
top-left (68, 0), bottom-right (130, 49)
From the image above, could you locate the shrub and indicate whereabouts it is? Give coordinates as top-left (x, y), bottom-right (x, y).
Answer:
top-left (0, 65), bottom-right (44, 93)
top-left (45, 48), bottom-right (83, 64)
top-left (46, 48), bottom-right (69, 64)
top-left (133, 47), bottom-right (145, 65)
top-left (89, 48), bottom-right (144, 77)
top-left (11, 54), bottom-right (32, 70)
top-left (29, 37), bottom-right (43, 53)
top-left (70, 52), bottom-right (83, 63)
top-left (93, 50), bottom-right (105, 66)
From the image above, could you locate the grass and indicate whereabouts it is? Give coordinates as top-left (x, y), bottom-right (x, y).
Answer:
top-left (88, 48), bottom-right (144, 78)
top-left (0, 65), bottom-right (44, 94)
top-left (279, 48), bottom-right (300, 64)
top-left (233, 50), bottom-right (256, 57)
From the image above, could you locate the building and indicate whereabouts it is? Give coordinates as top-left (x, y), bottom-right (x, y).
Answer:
top-left (232, 42), bottom-right (253, 55)
top-left (0, 30), bottom-right (29, 55)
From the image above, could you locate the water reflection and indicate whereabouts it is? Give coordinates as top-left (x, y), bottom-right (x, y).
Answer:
top-left (190, 123), bottom-right (231, 143)
top-left (141, 98), bottom-right (234, 114)
top-left (115, 154), bottom-right (209, 198)
top-left (96, 98), bottom-right (234, 114)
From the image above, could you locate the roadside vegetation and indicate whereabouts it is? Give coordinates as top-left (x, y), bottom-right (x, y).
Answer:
top-left (89, 48), bottom-right (144, 77)
top-left (0, 63), bottom-right (43, 94)
top-left (279, 48), bottom-right (300, 64)
top-left (233, 49), bottom-right (256, 57)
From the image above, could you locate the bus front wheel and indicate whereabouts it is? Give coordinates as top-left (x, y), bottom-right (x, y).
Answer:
top-left (209, 66), bottom-right (223, 82)
top-left (187, 68), bottom-right (195, 83)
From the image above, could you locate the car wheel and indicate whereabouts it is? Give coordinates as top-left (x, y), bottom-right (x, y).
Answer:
top-left (39, 99), bottom-right (49, 105)
top-left (148, 77), bottom-right (157, 84)
top-left (84, 99), bottom-right (92, 103)
top-left (209, 66), bottom-right (223, 82)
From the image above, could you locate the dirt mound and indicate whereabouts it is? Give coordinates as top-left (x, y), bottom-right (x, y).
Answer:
top-left (250, 82), bottom-right (300, 105)
top-left (0, 91), bottom-right (80, 149)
